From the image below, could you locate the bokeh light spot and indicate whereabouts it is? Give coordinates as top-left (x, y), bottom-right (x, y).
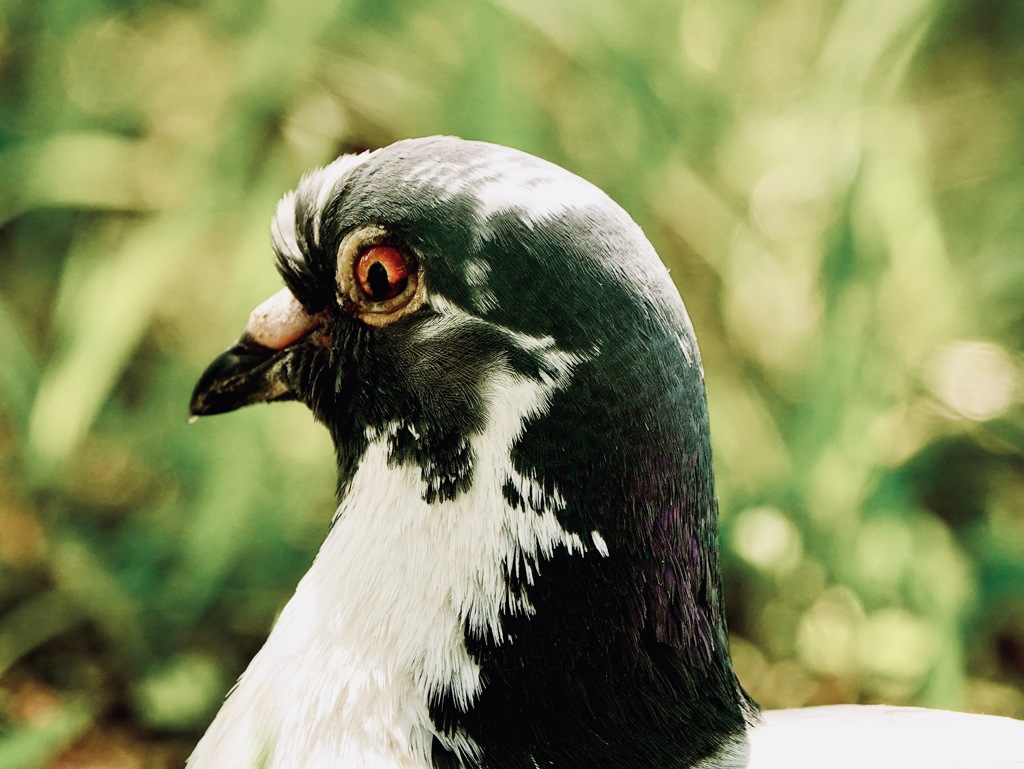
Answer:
top-left (733, 506), bottom-right (803, 573)
top-left (926, 340), bottom-right (1019, 421)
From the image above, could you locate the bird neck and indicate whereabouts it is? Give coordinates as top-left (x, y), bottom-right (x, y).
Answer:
top-left (189, 345), bottom-right (753, 769)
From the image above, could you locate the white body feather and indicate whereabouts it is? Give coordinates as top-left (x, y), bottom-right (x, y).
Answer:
top-left (747, 705), bottom-right (1024, 768)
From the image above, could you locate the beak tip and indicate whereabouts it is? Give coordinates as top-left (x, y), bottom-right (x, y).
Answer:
top-left (189, 338), bottom-right (299, 419)
top-left (188, 378), bottom-right (216, 420)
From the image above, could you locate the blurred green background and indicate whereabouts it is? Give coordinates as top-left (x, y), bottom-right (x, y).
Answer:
top-left (2, 0), bottom-right (1023, 765)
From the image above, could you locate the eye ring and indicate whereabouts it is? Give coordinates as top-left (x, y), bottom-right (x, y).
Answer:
top-left (337, 224), bottom-right (424, 326)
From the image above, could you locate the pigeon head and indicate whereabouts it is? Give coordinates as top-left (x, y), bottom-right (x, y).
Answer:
top-left (189, 137), bottom-right (755, 769)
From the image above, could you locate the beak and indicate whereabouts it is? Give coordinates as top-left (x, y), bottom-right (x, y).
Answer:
top-left (189, 288), bottom-right (325, 419)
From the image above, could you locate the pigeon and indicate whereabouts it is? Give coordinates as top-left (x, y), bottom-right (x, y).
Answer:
top-left (188, 137), bottom-right (1024, 769)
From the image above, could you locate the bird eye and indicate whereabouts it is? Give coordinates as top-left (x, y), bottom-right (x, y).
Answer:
top-left (355, 246), bottom-right (409, 302)
top-left (337, 225), bottom-right (423, 327)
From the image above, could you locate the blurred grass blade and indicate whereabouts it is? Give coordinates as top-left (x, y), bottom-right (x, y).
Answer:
top-left (50, 536), bottom-right (147, 667)
top-left (0, 295), bottom-right (41, 426)
top-left (167, 420), bottom-right (264, 625)
top-left (0, 699), bottom-right (96, 769)
top-left (816, 0), bottom-right (940, 96)
top-left (653, 158), bottom-right (742, 273)
top-left (27, 215), bottom-right (204, 471)
top-left (0, 590), bottom-right (87, 678)
top-left (0, 133), bottom-right (169, 226)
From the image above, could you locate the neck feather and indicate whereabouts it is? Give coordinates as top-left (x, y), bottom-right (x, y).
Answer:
top-left (189, 337), bottom-right (754, 769)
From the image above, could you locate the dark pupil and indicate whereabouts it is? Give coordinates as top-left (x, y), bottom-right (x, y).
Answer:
top-left (366, 260), bottom-right (403, 299)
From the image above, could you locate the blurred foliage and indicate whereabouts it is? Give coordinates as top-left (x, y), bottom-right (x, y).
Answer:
top-left (1, 0), bottom-right (1024, 765)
